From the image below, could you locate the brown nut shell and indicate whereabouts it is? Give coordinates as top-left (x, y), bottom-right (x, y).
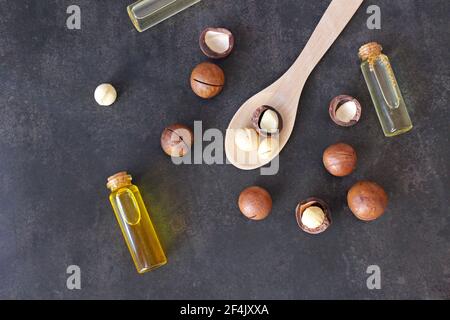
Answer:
top-left (251, 105), bottom-right (283, 136)
top-left (190, 62), bottom-right (225, 99)
top-left (329, 95), bottom-right (362, 127)
top-left (322, 142), bottom-right (357, 177)
top-left (199, 27), bottom-right (234, 59)
top-left (160, 124), bottom-right (193, 157)
top-left (295, 197), bottom-right (331, 234)
top-left (347, 181), bottom-right (388, 221)
top-left (238, 186), bottom-right (272, 220)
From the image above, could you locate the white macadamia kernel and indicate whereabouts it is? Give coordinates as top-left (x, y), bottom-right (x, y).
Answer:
top-left (205, 31), bottom-right (230, 54)
top-left (335, 101), bottom-right (357, 123)
top-left (301, 206), bottom-right (325, 229)
top-left (234, 128), bottom-right (259, 152)
top-left (259, 109), bottom-right (279, 133)
top-left (258, 137), bottom-right (279, 159)
top-left (94, 83), bottom-right (117, 106)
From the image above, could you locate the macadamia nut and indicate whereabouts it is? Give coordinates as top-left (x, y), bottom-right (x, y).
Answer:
top-left (259, 109), bottom-right (280, 134)
top-left (252, 106), bottom-right (283, 136)
top-left (94, 83), bottom-right (117, 106)
top-left (205, 31), bottom-right (229, 53)
top-left (258, 137), bottom-right (279, 159)
top-left (301, 206), bottom-right (325, 229)
top-left (190, 62), bottom-right (225, 99)
top-left (323, 142), bottom-right (357, 177)
top-left (295, 198), bottom-right (331, 235)
top-left (234, 128), bottom-right (259, 152)
top-left (200, 28), bottom-right (234, 59)
top-left (336, 101), bottom-right (358, 123)
top-left (238, 186), bottom-right (272, 220)
top-left (161, 124), bottom-right (193, 157)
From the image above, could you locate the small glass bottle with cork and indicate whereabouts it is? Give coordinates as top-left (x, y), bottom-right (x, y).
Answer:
top-left (107, 172), bottom-right (167, 274)
top-left (359, 42), bottom-right (413, 137)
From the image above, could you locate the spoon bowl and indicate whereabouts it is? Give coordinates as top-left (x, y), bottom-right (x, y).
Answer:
top-left (225, 0), bottom-right (364, 170)
top-left (225, 78), bottom-right (304, 170)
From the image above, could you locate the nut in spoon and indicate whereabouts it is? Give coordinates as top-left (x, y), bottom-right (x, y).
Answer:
top-left (225, 0), bottom-right (364, 170)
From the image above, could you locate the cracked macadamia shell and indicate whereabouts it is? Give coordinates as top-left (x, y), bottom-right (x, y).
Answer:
top-left (329, 95), bottom-right (362, 127)
top-left (295, 198), bottom-right (331, 234)
top-left (251, 106), bottom-right (283, 136)
top-left (199, 27), bottom-right (234, 59)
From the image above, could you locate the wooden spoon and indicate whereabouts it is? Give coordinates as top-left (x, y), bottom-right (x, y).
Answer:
top-left (225, 0), bottom-right (364, 170)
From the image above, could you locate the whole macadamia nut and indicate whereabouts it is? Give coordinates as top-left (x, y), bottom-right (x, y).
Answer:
top-left (161, 124), bottom-right (193, 157)
top-left (190, 62), bottom-right (225, 99)
top-left (238, 186), bottom-right (272, 220)
top-left (94, 83), bottom-right (117, 106)
top-left (323, 142), bottom-right (357, 177)
top-left (347, 180), bottom-right (388, 221)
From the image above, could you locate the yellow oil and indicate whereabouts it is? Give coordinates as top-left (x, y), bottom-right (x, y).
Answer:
top-left (108, 173), bottom-right (167, 274)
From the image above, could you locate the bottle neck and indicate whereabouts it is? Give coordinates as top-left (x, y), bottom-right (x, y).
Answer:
top-left (107, 172), bottom-right (133, 192)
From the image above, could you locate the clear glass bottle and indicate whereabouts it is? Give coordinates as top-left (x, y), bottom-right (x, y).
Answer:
top-left (127, 0), bottom-right (201, 32)
top-left (359, 42), bottom-right (413, 137)
top-left (107, 172), bottom-right (167, 273)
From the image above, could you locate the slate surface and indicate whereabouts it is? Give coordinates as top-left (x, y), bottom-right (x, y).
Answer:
top-left (0, 0), bottom-right (448, 299)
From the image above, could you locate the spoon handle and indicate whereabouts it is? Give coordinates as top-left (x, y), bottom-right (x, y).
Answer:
top-left (287, 0), bottom-right (364, 85)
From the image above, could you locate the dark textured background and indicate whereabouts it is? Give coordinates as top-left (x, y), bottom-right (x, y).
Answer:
top-left (0, 0), bottom-right (448, 299)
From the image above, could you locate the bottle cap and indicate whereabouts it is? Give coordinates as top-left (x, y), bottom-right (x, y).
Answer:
top-left (106, 171), bottom-right (132, 191)
top-left (358, 42), bottom-right (383, 61)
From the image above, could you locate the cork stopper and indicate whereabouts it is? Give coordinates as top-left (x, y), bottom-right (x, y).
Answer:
top-left (358, 42), bottom-right (383, 61)
top-left (106, 171), bottom-right (132, 191)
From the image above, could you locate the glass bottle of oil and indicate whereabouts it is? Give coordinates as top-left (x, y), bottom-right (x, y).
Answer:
top-left (107, 172), bottom-right (167, 273)
top-left (359, 42), bottom-right (413, 137)
top-left (127, 0), bottom-right (201, 32)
